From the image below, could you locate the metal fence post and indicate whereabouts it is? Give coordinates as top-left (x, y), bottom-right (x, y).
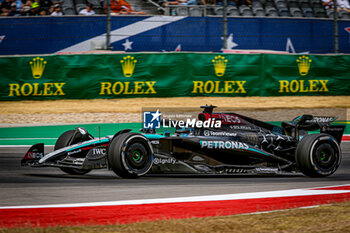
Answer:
top-left (334, 0), bottom-right (338, 53)
top-left (106, 0), bottom-right (112, 50)
top-left (223, 0), bottom-right (228, 50)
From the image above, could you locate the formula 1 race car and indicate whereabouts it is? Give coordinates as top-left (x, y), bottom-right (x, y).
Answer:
top-left (21, 106), bottom-right (345, 178)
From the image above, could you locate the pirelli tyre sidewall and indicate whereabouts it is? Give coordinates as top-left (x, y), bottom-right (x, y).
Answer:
top-left (296, 133), bottom-right (342, 177)
top-left (108, 133), bottom-right (153, 178)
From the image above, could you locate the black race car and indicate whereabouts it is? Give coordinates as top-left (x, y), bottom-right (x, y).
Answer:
top-left (21, 106), bottom-right (345, 178)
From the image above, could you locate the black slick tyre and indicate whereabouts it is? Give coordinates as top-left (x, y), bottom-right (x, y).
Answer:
top-left (295, 133), bottom-right (341, 177)
top-left (108, 132), bottom-right (153, 178)
top-left (55, 130), bottom-right (92, 175)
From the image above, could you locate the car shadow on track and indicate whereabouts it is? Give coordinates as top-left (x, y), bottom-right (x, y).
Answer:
top-left (23, 173), bottom-right (118, 179)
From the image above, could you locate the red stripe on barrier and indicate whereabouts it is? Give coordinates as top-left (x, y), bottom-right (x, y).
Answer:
top-left (0, 192), bottom-right (349, 228)
top-left (342, 135), bottom-right (350, 141)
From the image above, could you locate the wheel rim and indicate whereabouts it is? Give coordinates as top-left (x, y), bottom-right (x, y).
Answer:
top-left (126, 143), bottom-right (149, 170)
top-left (314, 143), bottom-right (336, 170)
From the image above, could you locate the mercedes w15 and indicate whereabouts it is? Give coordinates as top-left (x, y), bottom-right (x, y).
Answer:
top-left (21, 106), bottom-right (345, 178)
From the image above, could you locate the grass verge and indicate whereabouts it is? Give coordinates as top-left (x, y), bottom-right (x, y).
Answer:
top-left (1, 201), bottom-right (350, 233)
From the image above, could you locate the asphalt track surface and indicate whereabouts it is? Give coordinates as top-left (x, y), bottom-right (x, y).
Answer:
top-left (0, 143), bottom-right (349, 207)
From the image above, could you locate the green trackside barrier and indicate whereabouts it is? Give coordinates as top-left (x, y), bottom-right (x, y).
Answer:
top-left (0, 53), bottom-right (349, 100)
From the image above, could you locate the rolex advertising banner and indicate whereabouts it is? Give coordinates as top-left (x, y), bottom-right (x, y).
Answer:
top-left (0, 53), bottom-right (349, 100)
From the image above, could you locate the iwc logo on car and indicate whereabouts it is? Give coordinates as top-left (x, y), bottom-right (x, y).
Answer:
top-left (8, 57), bottom-right (66, 97)
top-left (99, 55), bottom-right (157, 96)
top-left (278, 56), bottom-right (328, 93)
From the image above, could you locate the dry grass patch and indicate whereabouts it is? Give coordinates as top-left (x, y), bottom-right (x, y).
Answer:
top-left (1, 96), bottom-right (350, 114)
top-left (1, 201), bottom-right (350, 233)
top-left (1, 96), bottom-right (349, 124)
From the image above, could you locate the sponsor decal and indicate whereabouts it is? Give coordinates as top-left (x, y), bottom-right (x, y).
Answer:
top-left (204, 130), bottom-right (237, 137)
top-left (200, 140), bottom-right (249, 149)
top-left (99, 81), bottom-right (156, 95)
top-left (297, 55), bottom-right (312, 76)
top-left (24, 152), bottom-right (44, 159)
top-left (153, 157), bottom-right (176, 165)
top-left (30, 57), bottom-right (47, 79)
top-left (92, 148), bottom-right (106, 155)
top-left (278, 56), bottom-right (328, 93)
top-left (67, 149), bottom-right (82, 156)
top-left (8, 57), bottom-right (66, 97)
top-left (307, 116), bottom-right (336, 123)
top-left (216, 114), bottom-right (241, 124)
top-left (192, 81), bottom-right (246, 94)
top-left (192, 55), bottom-right (246, 95)
top-left (212, 55), bottom-right (227, 77)
top-left (279, 80), bottom-right (328, 93)
top-left (99, 56), bottom-right (157, 96)
top-left (229, 125), bottom-right (252, 130)
top-left (254, 167), bottom-right (279, 174)
top-left (120, 56), bottom-right (137, 77)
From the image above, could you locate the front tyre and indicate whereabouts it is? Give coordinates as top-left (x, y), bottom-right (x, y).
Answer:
top-left (108, 133), bottom-right (153, 178)
top-left (296, 133), bottom-right (341, 177)
top-left (55, 130), bottom-right (92, 175)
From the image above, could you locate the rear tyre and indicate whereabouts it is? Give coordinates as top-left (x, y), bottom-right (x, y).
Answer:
top-left (55, 130), bottom-right (92, 175)
top-left (295, 133), bottom-right (341, 177)
top-left (108, 133), bottom-right (153, 178)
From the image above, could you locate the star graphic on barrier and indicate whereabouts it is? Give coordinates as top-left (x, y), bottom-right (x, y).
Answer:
top-left (221, 33), bottom-right (238, 51)
top-left (122, 39), bottom-right (133, 51)
top-left (0, 35), bottom-right (5, 44)
top-left (286, 37), bottom-right (309, 54)
top-left (175, 44), bottom-right (181, 51)
top-left (151, 110), bottom-right (161, 122)
top-left (345, 27), bottom-right (350, 43)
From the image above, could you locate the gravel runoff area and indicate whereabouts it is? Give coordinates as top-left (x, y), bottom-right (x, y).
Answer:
top-left (0, 96), bottom-right (349, 126)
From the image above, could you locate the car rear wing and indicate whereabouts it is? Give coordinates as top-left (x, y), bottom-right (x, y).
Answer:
top-left (283, 115), bottom-right (345, 144)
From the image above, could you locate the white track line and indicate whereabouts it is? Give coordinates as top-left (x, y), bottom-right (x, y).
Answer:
top-left (1, 185), bottom-right (349, 210)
